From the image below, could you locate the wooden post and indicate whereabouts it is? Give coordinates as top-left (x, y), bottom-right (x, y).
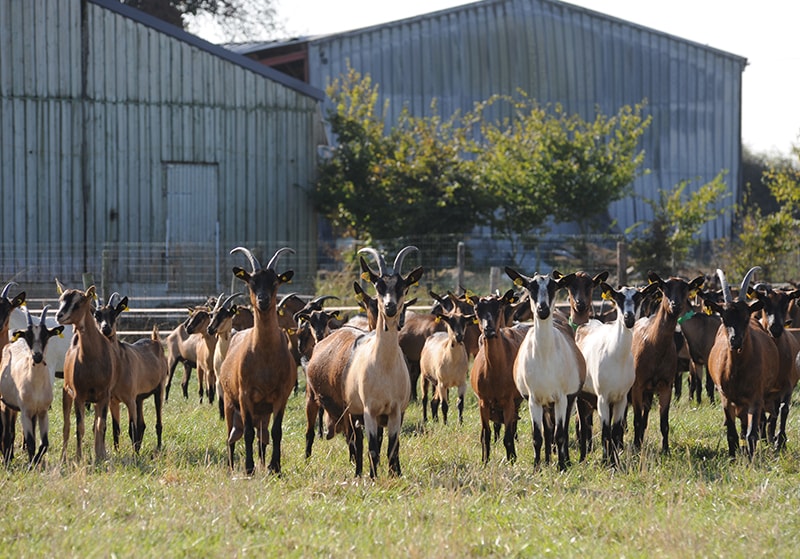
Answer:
top-left (617, 241), bottom-right (628, 286)
top-left (489, 266), bottom-right (501, 294)
top-left (456, 241), bottom-right (465, 294)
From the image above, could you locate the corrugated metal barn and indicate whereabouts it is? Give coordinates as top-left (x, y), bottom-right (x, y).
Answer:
top-left (0, 0), bottom-right (326, 297)
top-left (234, 0), bottom-right (747, 243)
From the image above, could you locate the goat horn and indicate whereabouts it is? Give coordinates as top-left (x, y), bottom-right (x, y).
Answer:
top-left (1, 281), bottom-right (17, 299)
top-left (108, 292), bottom-right (122, 308)
top-left (222, 292), bottom-right (243, 310)
top-left (716, 269), bottom-right (732, 304)
top-left (230, 247), bottom-right (261, 273)
top-left (266, 247), bottom-right (295, 270)
top-left (211, 292), bottom-right (225, 312)
top-left (740, 266), bottom-right (761, 299)
top-left (358, 247), bottom-right (387, 276)
top-left (277, 292), bottom-right (299, 310)
top-left (40, 305), bottom-right (50, 327)
top-left (25, 305), bottom-right (33, 327)
top-left (393, 246), bottom-right (419, 275)
top-left (308, 294), bottom-right (339, 309)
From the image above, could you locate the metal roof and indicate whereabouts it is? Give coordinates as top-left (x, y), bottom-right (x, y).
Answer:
top-left (89, 0), bottom-right (326, 101)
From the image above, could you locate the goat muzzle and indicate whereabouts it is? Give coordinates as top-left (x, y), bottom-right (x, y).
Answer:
top-left (33, 352), bottom-right (44, 364)
top-left (623, 312), bottom-right (635, 328)
top-left (384, 302), bottom-right (398, 317)
top-left (536, 304), bottom-right (550, 320)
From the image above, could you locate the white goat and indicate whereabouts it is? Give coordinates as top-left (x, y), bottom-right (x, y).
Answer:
top-left (419, 307), bottom-right (473, 425)
top-left (0, 305), bottom-right (64, 465)
top-left (506, 268), bottom-right (587, 470)
top-left (9, 282), bottom-right (73, 381)
top-left (575, 282), bottom-right (655, 466)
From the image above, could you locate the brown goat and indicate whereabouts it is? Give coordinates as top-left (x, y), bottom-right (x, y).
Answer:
top-left (94, 293), bottom-right (168, 452)
top-left (56, 284), bottom-right (119, 463)
top-left (678, 310), bottom-right (721, 404)
top-left (630, 272), bottom-right (705, 453)
top-left (706, 268), bottom-right (779, 458)
top-left (467, 289), bottom-right (527, 463)
top-left (184, 306), bottom-right (217, 404)
top-left (218, 247), bottom-right (296, 475)
top-left (164, 306), bottom-right (210, 401)
top-left (208, 292), bottom-right (244, 420)
top-left (749, 283), bottom-right (800, 450)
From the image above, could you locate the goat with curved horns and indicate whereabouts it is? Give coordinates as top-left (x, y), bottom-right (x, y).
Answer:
top-left (218, 247), bottom-right (297, 475)
top-left (305, 246), bottom-right (423, 477)
top-left (705, 267), bottom-right (779, 459)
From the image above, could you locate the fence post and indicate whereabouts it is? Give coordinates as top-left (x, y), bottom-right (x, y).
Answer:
top-left (456, 241), bottom-right (465, 294)
top-left (489, 266), bottom-right (501, 294)
top-left (617, 241), bottom-right (628, 285)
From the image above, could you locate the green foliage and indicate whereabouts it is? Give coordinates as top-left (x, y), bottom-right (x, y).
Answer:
top-left (726, 144), bottom-right (800, 280)
top-left (629, 173), bottom-right (730, 276)
top-left (474, 96), bottom-right (650, 246)
top-left (316, 72), bottom-right (651, 264)
top-left (314, 67), bottom-right (485, 245)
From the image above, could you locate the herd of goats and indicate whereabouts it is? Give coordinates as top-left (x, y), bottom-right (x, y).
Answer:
top-left (0, 244), bottom-right (797, 478)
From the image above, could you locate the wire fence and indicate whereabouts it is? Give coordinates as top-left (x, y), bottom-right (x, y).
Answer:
top-left (1, 234), bottom-right (730, 305)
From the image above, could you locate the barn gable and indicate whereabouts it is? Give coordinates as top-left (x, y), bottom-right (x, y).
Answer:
top-left (0, 0), bottom-right (327, 296)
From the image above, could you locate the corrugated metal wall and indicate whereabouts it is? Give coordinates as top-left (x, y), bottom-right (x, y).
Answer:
top-left (0, 0), bottom-right (325, 295)
top-left (307, 0), bottom-right (746, 242)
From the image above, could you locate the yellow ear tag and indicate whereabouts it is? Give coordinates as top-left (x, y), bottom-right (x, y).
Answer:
top-left (704, 306), bottom-right (713, 315)
top-left (122, 305), bottom-right (129, 312)
top-left (746, 290), bottom-right (756, 300)
top-left (286, 328), bottom-right (296, 335)
top-left (601, 291), bottom-right (612, 301)
top-left (689, 290), bottom-right (698, 299)
top-left (473, 318), bottom-right (479, 325)
top-left (58, 332), bottom-right (65, 338)
top-left (360, 272), bottom-right (371, 281)
top-left (434, 316), bottom-right (441, 324)
top-left (11, 332), bottom-right (21, 342)
top-left (513, 278), bottom-right (523, 287)
top-left (278, 309), bottom-right (284, 316)
top-left (355, 293), bottom-right (363, 302)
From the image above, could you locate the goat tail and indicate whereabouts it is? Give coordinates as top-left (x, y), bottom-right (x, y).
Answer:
top-left (151, 325), bottom-right (160, 341)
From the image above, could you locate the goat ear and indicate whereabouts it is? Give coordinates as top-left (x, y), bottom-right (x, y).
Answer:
top-left (593, 270), bottom-right (610, 284)
top-left (551, 270), bottom-right (564, 280)
top-left (505, 267), bottom-right (526, 288)
top-left (55, 278), bottom-right (66, 295)
top-left (404, 266), bottom-right (424, 289)
top-left (11, 293), bottom-right (25, 308)
top-left (789, 289), bottom-right (800, 301)
top-left (748, 300), bottom-right (764, 314)
top-left (52, 325), bottom-right (65, 337)
top-left (232, 267), bottom-right (249, 280)
top-left (279, 271), bottom-right (294, 284)
top-left (10, 331), bottom-right (24, 342)
top-left (118, 296), bottom-right (129, 312)
top-left (647, 271), bottom-right (663, 285)
top-left (689, 276), bottom-right (705, 292)
top-left (599, 282), bottom-right (613, 299)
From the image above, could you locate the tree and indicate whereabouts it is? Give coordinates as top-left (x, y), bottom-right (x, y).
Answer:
top-left (313, 67), bottom-right (487, 246)
top-left (473, 95), bottom-right (651, 263)
top-left (726, 143), bottom-right (800, 281)
top-left (629, 173), bottom-right (730, 277)
top-left (121, 0), bottom-right (282, 41)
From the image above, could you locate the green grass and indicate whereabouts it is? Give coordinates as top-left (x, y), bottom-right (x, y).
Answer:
top-left (2, 371), bottom-right (800, 558)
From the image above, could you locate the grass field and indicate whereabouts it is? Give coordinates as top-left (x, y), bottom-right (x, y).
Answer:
top-left (1, 369), bottom-right (799, 558)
